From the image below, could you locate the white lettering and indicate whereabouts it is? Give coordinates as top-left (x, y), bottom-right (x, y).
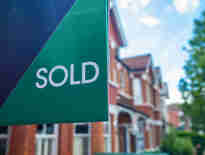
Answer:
top-left (70, 64), bottom-right (81, 85)
top-left (49, 65), bottom-right (68, 87)
top-left (82, 62), bottom-right (99, 84)
top-left (35, 68), bottom-right (48, 89)
top-left (35, 62), bottom-right (100, 88)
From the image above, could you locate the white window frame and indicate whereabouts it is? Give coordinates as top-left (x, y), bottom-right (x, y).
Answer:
top-left (133, 79), bottom-right (143, 105)
top-left (36, 124), bottom-right (59, 155)
top-left (0, 126), bottom-right (9, 155)
top-left (74, 123), bottom-right (91, 155)
top-left (120, 70), bottom-right (126, 89)
top-left (137, 119), bottom-right (145, 152)
top-left (104, 119), bottom-right (112, 152)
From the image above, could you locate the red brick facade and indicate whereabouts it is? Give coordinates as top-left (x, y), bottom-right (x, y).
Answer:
top-left (58, 124), bottom-right (74, 155)
top-left (8, 126), bottom-right (36, 155)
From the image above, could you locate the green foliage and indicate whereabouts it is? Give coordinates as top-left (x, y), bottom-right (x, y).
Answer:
top-left (160, 130), bottom-right (194, 155)
top-left (177, 131), bottom-right (205, 155)
top-left (179, 10), bottom-right (205, 132)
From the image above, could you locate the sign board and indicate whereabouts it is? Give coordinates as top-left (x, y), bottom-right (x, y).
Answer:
top-left (95, 153), bottom-right (169, 155)
top-left (0, 0), bottom-right (108, 125)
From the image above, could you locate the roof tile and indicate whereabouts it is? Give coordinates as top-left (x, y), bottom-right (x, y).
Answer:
top-left (122, 54), bottom-right (151, 71)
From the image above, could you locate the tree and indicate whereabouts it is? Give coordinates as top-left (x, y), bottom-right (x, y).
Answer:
top-left (179, 11), bottom-right (205, 133)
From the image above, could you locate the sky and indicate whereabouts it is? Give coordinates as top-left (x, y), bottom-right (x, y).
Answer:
top-left (117, 0), bottom-right (205, 104)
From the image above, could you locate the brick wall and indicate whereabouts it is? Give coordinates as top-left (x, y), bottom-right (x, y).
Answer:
top-left (58, 124), bottom-right (74, 155)
top-left (8, 125), bottom-right (36, 155)
top-left (91, 122), bottom-right (105, 155)
top-left (168, 111), bottom-right (180, 127)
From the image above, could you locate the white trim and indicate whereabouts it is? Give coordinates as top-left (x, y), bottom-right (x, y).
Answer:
top-left (119, 91), bottom-right (133, 100)
top-left (36, 124), bottom-right (58, 155)
top-left (112, 0), bottom-right (128, 46)
top-left (0, 127), bottom-right (9, 155)
top-left (126, 127), bottom-right (130, 153)
top-left (147, 120), bottom-right (163, 126)
top-left (111, 40), bottom-right (117, 49)
top-left (133, 78), bottom-right (143, 105)
top-left (109, 104), bottom-right (119, 116)
top-left (153, 85), bottom-right (160, 91)
top-left (55, 125), bottom-right (59, 155)
top-left (142, 73), bottom-right (152, 84)
top-left (5, 127), bottom-right (11, 155)
top-left (129, 73), bottom-right (135, 79)
top-left (142, 74), bottom-right (147, 80)
top-left (104, 117), bottom-right (112, 152)
top-left (110, 104), bottom-right (148, 126)
top-left (73, 123), bottom-right (91, 155)
top-left (108, 80), bottom-right (119, 88)
top-left (116, 62), bottom-right (122, 70)
top-left (154, 107), bottom-right (161, 112)
top-left (0, 135), bottom-right (8, 139)
top-left (135, 103), bottom-right (154, 109)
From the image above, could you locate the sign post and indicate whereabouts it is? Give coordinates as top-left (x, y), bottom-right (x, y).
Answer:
top-left (0, 0), bottom-right (108, 125)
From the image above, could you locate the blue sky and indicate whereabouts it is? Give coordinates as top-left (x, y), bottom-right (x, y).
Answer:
top-left (117, 0), bottom-right (205, 103)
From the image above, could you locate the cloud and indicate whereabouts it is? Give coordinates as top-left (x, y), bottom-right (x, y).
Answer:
top-left (173, 0), bottom-right (188, 13)
top-left (139, 0), bottom-right (151, 8)
top-left (165, 69), bottom-right (185, 103)
top-left (191, 0), bottom-right (200, 10)
top-left (173, 0), bottom-right (200, 14)
top-left (129, 1), bottom-right (140, 14)
top-left (118, 0), bottom-right (129, 8)
top-left (118, 0), bottom-right (151, 11)
top-left (120, 48), bottom-right (137, 58)
top-left (139, 16), bottom-right (160, 28)
top-left (118, 0), bottom-right (133, 8)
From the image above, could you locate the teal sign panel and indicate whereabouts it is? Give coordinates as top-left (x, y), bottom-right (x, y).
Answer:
top-left (95, 153), bottom-right (169, 155)
top-left (0, 0), bottom-right (108, 125)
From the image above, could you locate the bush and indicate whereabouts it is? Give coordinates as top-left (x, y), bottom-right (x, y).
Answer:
top-left (160, 130), bottom-right (177, 155)
top-left (160, 130), bottom-right (194, 155)
top-left (176, 130), bottom-right (205, 155)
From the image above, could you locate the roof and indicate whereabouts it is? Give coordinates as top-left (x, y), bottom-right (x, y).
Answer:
top-left (110, 0), bottom-right (127, 47)
top-left (119, 54), bottom-right (152, 72)
top-left (117, 103), bottom-right (149, 118)
top-left (167, 103), bottom-right (181, 111)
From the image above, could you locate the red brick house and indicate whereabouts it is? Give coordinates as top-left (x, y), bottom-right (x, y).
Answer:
top-left (166, 104), bottom-right (191, 131)
top-left (116, 54), bottom-right (169, 150)
top-left (167, 104), bottom-right (181, 128)
top-left (0, 0), bottom-right (169, 155)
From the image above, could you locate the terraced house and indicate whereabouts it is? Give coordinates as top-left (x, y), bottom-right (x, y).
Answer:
top-left (0, 0), bottom-right (169, 155)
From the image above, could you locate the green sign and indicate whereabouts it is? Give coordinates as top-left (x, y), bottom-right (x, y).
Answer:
top-left (0, 0), bottom-right (108, 125)
top-left (95, 153), bottom-right (169, 155)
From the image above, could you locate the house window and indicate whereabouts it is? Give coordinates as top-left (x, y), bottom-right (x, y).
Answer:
top-left (0, 126), bottom-right (8, 155)
top-left (36, 124), bottom-right (58, 155)
top-left (137, 119), bottom-right (145, 151)
top-left (133, 79), bottom-right (143, 105)
top-left (120, 71), bottom-right (126, 89)
top-left (74, 124), bottom-right (91, 155)
top-left (104, 120), bottom-right (111, 152)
